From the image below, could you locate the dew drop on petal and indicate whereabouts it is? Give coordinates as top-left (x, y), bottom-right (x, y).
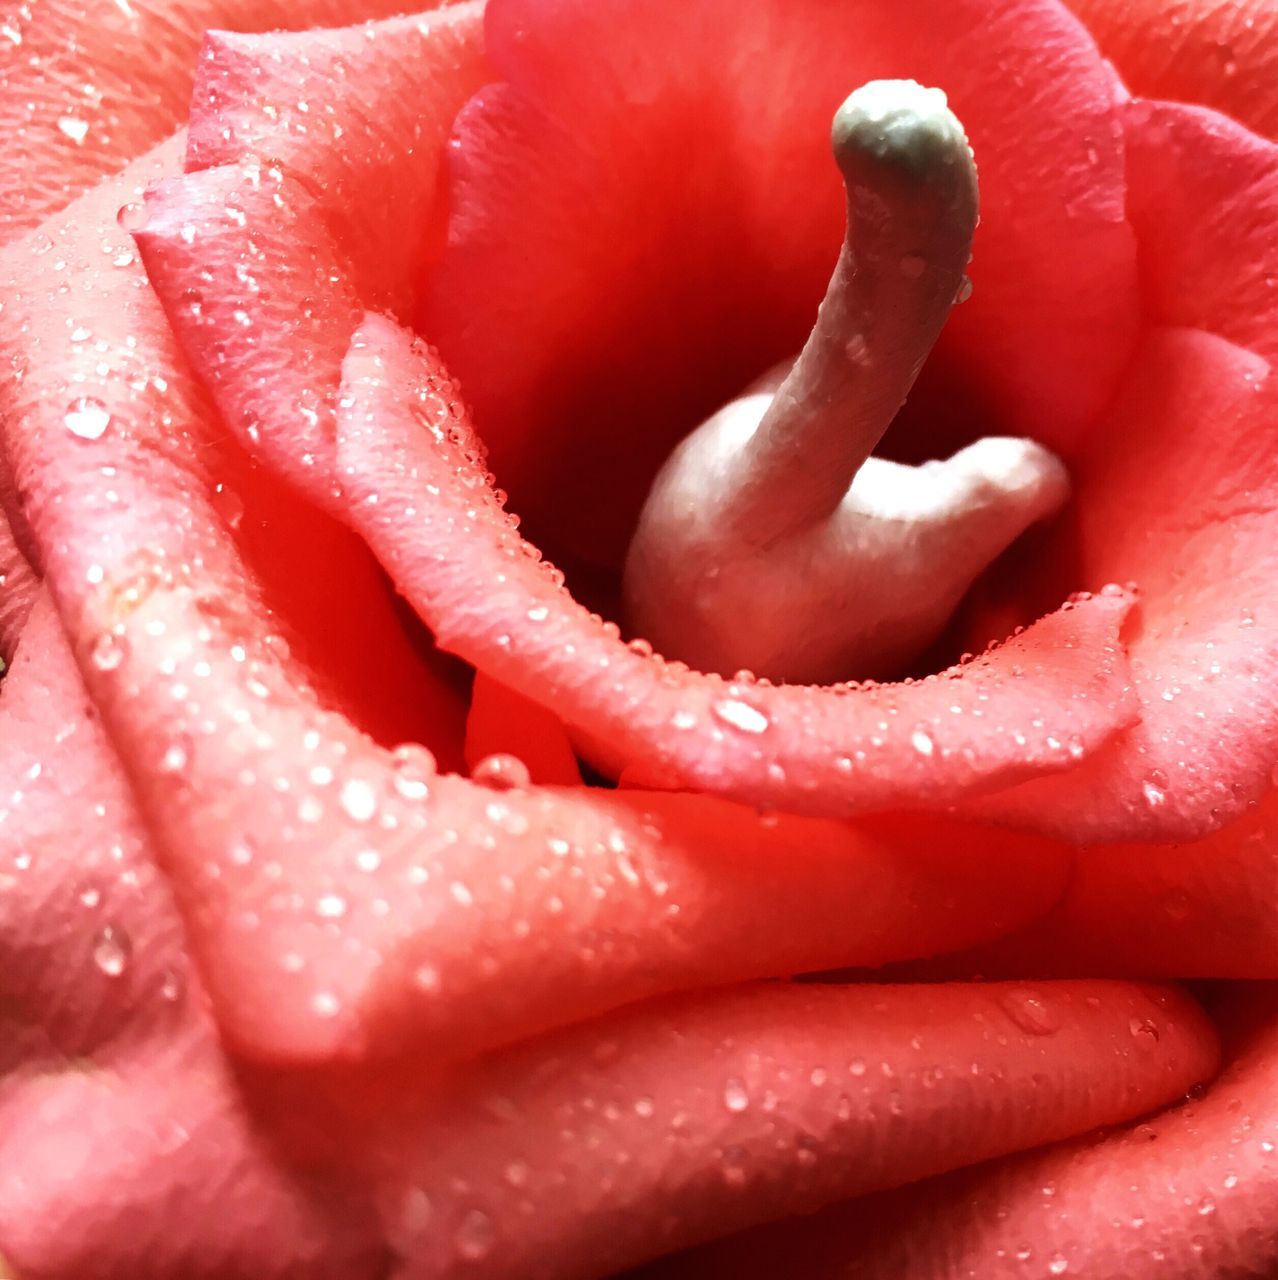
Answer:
top-left (1129, 1015), bottom-right (1161, 1046)
top-left (92, 924), bottom-right (131, 977)
top-left (57, 116), bottom-right (89, 144)
top-left (89, 631), bottom-right (128, 672)
top-left (339, 777), bottom-right (378, 823)
top-left (116, 202), bottom-right (148, 232)
top-left (723, 1077), bottom-right (751, 1113)
top-left (391, 744), bottom-right (435, 800)
top-left (316, 893), bottom-right (347, 919)
top-left (910, 726), bottom-right (935, 757)
top-left (453, 1209), bottom-right (495, 1261)
top-left (472, 753), bottom-right (531, 790)
top-left (65, 397), bottom-right (111, 440)
top-left (711, 698), bottom-right (770, 735)
top-left (999, 987), bottom-right (1059, 1036)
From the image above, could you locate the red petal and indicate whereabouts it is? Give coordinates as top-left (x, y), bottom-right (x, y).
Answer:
top-left (422, 0), bottom-right (1138, 567)
top-left (337, 312), bottom-right (1139, 818)
top-left (0, 599), bottom-right (382, 1280)
top-left (465, 672), bottom-right (583, 786)
top-left (363, 981), bottom-right (1215, 1278)
top-left (658, 985), bottom-right (1277, 1279)
top-left (968, 102), bottom-right (1278, 841)
top-left (1067, 0), bottom-right (1278, 142)
top-left (0, 0), bottom-right (436, 241)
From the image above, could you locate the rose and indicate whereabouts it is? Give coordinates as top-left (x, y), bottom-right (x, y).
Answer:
top-left (0, 3), bottom-right (1275, 1280)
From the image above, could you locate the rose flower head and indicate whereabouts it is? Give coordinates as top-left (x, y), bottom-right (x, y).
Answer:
top-left (0, 0), bottom-right (1277, 1277)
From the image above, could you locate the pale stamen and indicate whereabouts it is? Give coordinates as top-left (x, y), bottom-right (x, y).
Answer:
top-left (623, 80), bottom-right (1069, 685)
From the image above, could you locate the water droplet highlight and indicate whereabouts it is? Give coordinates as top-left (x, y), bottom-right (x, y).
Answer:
top-left (64, 397), bottom-right (111, 440)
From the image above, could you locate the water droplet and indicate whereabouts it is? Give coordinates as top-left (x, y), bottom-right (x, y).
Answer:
top-left (954, 275), bottom-right (973, 304)
top-left (1129, 1015), bottom-right (1160, 1046)
top-left (504, 1159), bottom-right (529, 1187)
top-left (64, 397), bottom-right (111, 440)
top-left (311, 991), bottom-right (341, 1018)
top-left (116, 202), bottom-right (147, 232)
top-left (391, 744), bottom-right (435, 799)
top-left (339, 777), bottom-right (377, 822)
top-left (721, 1145), bottom-right (750, 1187)
top-left (723, 1077), bottom-right (750, 1113)
top-left (1142, 777), bottom-right (1167, 807)
top-left (92, 924), bottom-right (131, 977)
top-left (910, 726), bottom-right (935, 757)
top-left (1000, 987), bottom-right (1059, 1036)
top-left (158, 737), bottom-right (190, 775)
top-left (1048, 1256), bottom-right (1069, 1276)
top-left (89, 631), bottom-right (128, 672)
top-left (849, 1057), bottom-right (866, 1077)
top-left (472, 753), bottom-right (531, 790)
top-left (453, 1209), bottom-right (495, 1261)
top-left (711, 698), bottom-right (770, 735)
top-left (316, 893), bottom-right (347, 919)
top-left (401, 1187), bottom-right (433, 1233)
top-left (57, 116), bottom-right (90, 144)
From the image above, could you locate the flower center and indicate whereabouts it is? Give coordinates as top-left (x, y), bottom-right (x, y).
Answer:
top-left (623, 80), bottom-right (1069, 685)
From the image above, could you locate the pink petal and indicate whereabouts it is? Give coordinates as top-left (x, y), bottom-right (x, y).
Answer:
top-left (337, 312), bottom-right (1139, 818)
top-left (0, 0), bottom-right (439, 241)
top-left (421, 0), bottom-right (1137, 567)
top-left (968, 102), bottom-right (1278, 841)
top-left (361, 980), bottom-right (1216, 1278)
top-left (654, 985), bottom-right (1278, 1279)
top-left (0, 599), bottom-right (382, 1279)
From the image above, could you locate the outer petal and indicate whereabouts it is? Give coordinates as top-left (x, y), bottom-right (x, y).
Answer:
top-left (0, 0), bottom-right (437, 241)
top-left (653, 985), bottom-right (1278, 1279)
top-left (360, 981), bottom-right (1216, 1279)
top-left (139, 3), bottom-right (488, 515)
top-left (422, 0), bottom-right (1138, 567)
top-left (0, 598), bottom-right (382, 1280)
top-left (972, 100), bottom-right (1278, 841)
top-left (1067, 0), bottom-right (1278, 141)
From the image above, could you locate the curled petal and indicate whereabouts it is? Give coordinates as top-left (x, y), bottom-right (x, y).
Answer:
top-left (968, 102), bottom-right (1278, 841)
top-left (657, 985), bottom-right (1278, 1279)
top-left (0, 0), bottom-right (430, 240)
top-left (363, 980), bottom-right (1216, 1279)
top-left (0, 600), bottom-right (382, 1280)
top-left (338, 312), bottom-right (1139, 818)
